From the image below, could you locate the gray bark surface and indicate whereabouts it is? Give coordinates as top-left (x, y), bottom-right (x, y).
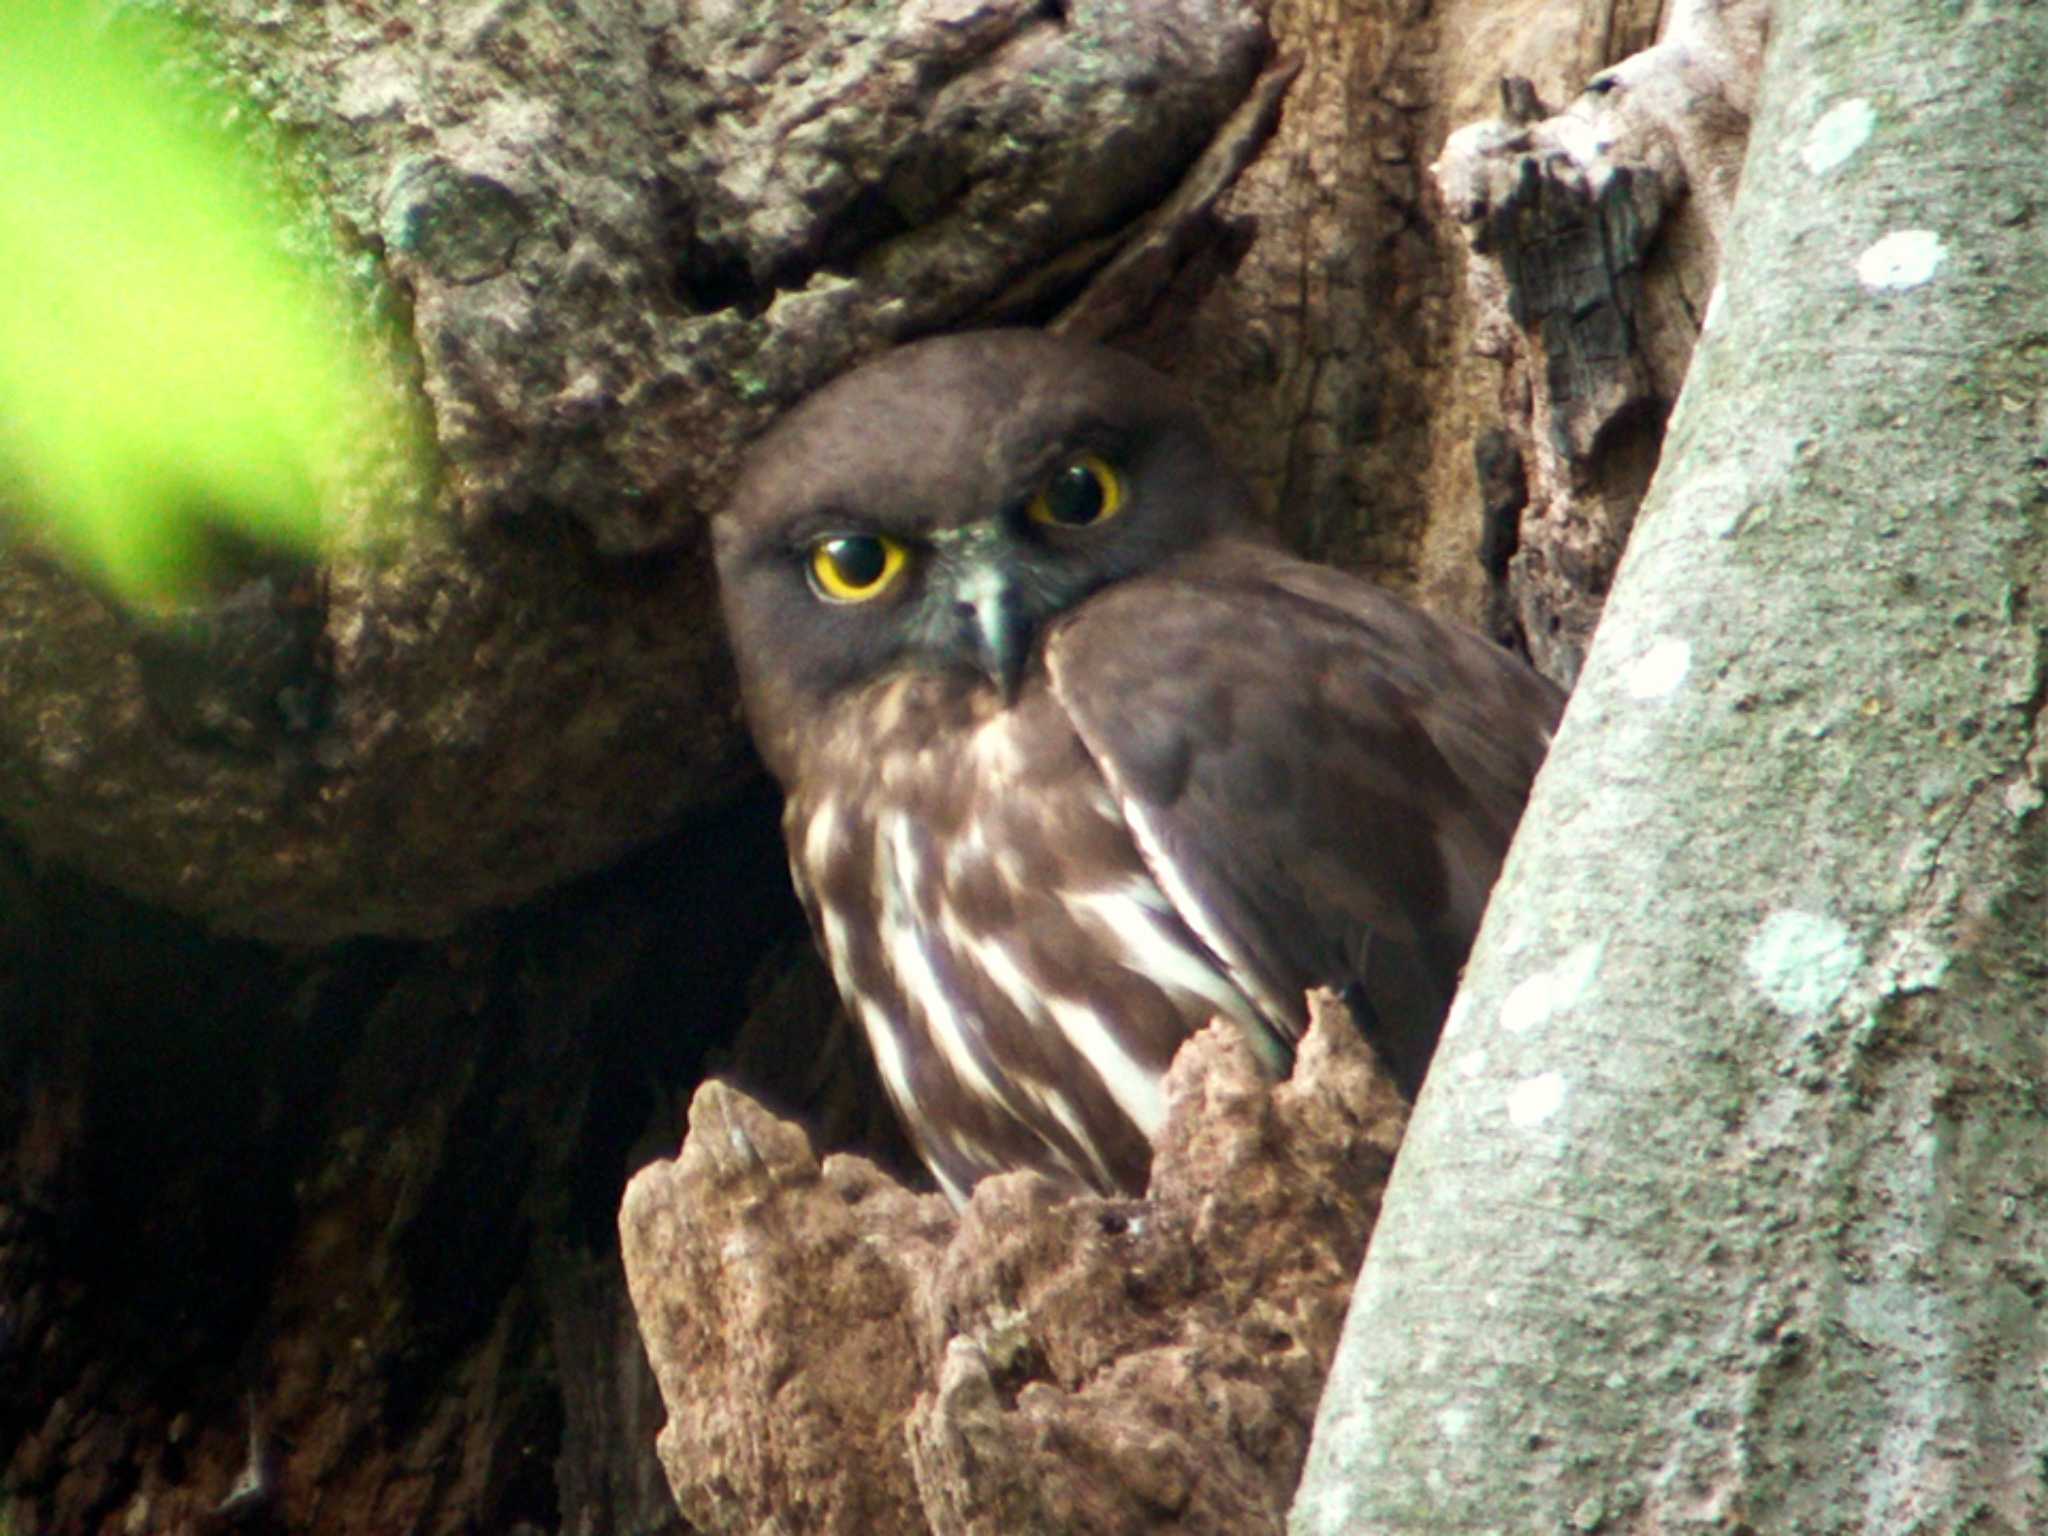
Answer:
top-left (1295, 2), bottom-right (2048, 1530)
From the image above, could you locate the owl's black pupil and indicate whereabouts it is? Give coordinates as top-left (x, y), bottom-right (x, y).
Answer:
top-left (826, 536), bottom-right (887, 587)
top-left (1043, 463), bottom-right (1105, 525)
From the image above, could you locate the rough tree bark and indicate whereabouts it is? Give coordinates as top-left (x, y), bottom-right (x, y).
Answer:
top-left (0, 0), bottom-right (1275, 945)
top-left (0, 805), bottom-right (851, 1536)
top-left (622, 1000), bottom-right (1405, 1536)
top-left (1294, 1), bottom-right (2048, 1529)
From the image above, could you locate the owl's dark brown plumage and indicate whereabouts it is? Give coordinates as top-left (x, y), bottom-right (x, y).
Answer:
top-left (715, 331), bottom-right (1562, 1204)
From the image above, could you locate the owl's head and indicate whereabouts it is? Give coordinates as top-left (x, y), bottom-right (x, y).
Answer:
top-left (714, 330), bottom-right (1255, 779)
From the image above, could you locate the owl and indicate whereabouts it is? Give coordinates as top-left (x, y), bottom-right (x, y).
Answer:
top-left (714, 331), bottom-right (1563, 1205)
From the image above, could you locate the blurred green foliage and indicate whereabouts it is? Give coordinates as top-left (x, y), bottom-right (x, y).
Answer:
top-left (0, 0), bottom-right (404, 602)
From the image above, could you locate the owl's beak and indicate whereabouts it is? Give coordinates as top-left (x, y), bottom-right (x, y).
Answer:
top-left (951, 562), bottom-right (1032, 705)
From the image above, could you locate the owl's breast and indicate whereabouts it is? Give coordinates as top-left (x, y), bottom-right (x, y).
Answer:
top-left (782, 672), bottom-right (1272, 1202)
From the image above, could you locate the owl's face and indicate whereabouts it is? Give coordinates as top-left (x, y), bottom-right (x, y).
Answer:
top-left (714, 331), bottom-right (1253, 781)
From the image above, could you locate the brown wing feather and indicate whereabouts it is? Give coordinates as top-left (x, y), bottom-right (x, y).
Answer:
top-left (785, 670), bottom-right (1258, 1199)
top-left (1046, 536), bottom-right (1564, 1092)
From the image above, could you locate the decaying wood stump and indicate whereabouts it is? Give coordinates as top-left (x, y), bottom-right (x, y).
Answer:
top-left (622, 996), bottom-right (1405, 1536)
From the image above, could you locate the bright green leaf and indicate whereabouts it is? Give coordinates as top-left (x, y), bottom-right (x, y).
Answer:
top-left (0, 0), bottom-right (408, 602)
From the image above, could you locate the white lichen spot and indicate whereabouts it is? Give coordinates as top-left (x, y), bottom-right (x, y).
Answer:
top-left (1744, 910), bottom-right (1863, 1018)
top-left (1855, 230), bottom-right (1945, 292)
top-left (1499, 942), bottom-right (1603, 1034)
top-left (1507, 1071), bottom-right (1567, 1128)
top-left (1622, 636), bottom-right (1692, 700)
top-left (1435, 1403), bottom-right (1475, 1441)
top-left (1799, 98), bottom-right (1876, 175)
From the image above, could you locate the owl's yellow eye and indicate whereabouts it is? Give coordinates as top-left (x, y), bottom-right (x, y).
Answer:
top-left (1026, 454), bottom-right (1124, 529)
top-left (809, 533), bottom-right (908, 603)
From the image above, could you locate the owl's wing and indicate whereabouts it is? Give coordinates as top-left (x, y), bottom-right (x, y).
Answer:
top-left (1044, 538), bottom-right (1563, 1092)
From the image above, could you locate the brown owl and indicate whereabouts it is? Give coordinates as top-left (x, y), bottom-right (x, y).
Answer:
top-left (715, 331), bottom-right (1562, 1204)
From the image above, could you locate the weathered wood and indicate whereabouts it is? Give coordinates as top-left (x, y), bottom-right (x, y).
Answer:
top-left (623, 1000), bottom-right (1405, 1536)
top-left (1433, 0), bottom-right (1763, 680)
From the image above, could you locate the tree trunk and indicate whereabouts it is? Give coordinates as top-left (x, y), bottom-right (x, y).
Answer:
top-left (1293, 1), bottom-right (2048, 1529)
